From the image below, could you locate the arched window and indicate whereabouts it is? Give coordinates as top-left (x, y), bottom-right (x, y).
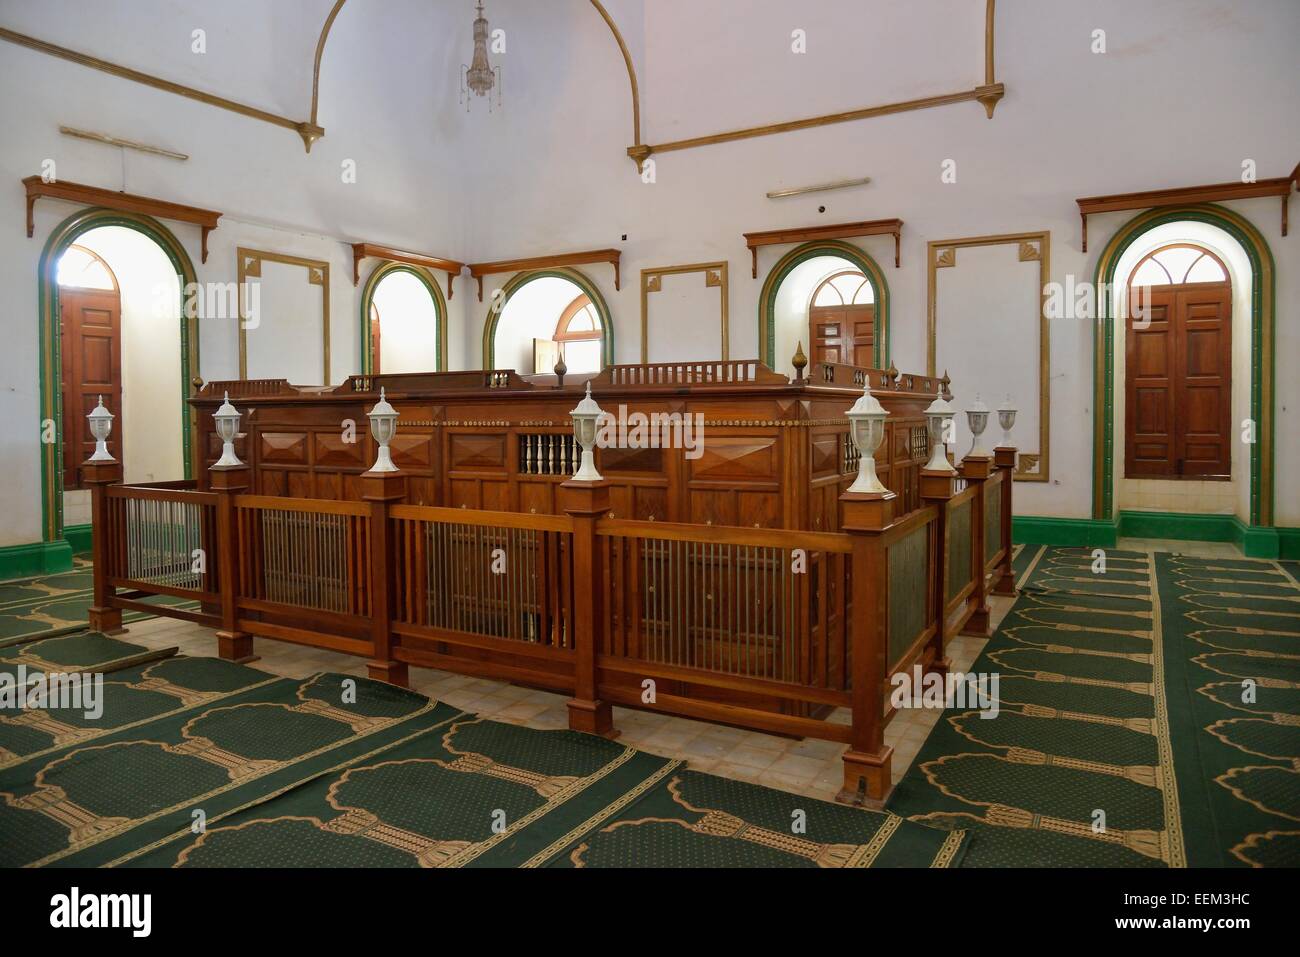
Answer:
top-left (548, 294), bottom-right (603, 374)
top-left (1129, 243), bottom-right (1229, 287)
top-left (57, 244), bottom-right (118, 290)
top-left (810, 270), bottom-right (874, 308)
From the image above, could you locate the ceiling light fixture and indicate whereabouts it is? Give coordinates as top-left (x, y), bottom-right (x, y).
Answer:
top-left (460, 1), bottom-right (501, 112)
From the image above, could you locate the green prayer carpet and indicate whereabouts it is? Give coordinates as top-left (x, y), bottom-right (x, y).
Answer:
top-left (0, 561), bottom-right (196, 648)
top-left (1, 650), bottom-right (964, 868)
top-left (887, 545), bottom-right (1300, 868)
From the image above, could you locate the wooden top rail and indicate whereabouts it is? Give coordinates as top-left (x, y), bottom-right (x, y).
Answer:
top-left (880, 504), bottom-right (939, 548)
top-left (947, 481), bottom-right (981, 510)
top-left (390, 504), bottom-right (575, 533)
top-left (233, 494), bottom-right (371, 516)
top-left (596, 516), bottom-right (855, 553)
top-left (106, 485), bottom-right (217, 504)
top-left (809, 361), bottom-right (946, 398)
top-left (593, 360), bottom-right (787, 389)
top-left (200, 378), bottom-right (300, 398)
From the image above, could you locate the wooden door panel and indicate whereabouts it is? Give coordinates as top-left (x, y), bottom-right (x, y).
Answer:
top-left (60, 289), bottom-right (122, 490)
top-left (1125, 281), bottom-right (1230, 479)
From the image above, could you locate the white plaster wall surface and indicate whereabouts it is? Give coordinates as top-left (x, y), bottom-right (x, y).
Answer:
top-left (0, 0), bottom-right (1296, 548)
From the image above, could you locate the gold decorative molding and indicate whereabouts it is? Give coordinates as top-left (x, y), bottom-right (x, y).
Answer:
top-left (927, 231), bottom-right (1051, 482)
top-left (0, 26), bottom-right (325, 152)
top-left (588, 0), bottom-right (642, 160)
top-left (237, 247), bottom-right (331, 384)
top-left (640, 262), bottom-right (730, 363)
top-left (628, 0), bottom-right (1003, 165)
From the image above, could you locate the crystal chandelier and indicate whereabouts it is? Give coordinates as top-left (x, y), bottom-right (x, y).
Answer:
top-left (460, 1), bottom-right (501, 111)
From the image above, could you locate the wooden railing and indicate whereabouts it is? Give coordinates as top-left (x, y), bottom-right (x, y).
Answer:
top-left (80, 445), bottom-right (1017, 805)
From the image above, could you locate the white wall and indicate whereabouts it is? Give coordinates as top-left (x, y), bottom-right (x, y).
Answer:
top-left (1, 0), bottom-right (1297, 548)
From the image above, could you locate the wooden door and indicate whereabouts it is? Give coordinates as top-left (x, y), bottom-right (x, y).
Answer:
top-left (369, 304), bottom-right (381, 374)
top-left (60, 288), bottom-right (123, 490)
top-left (810, 304), bottom-right (874, 366)
top-left (1124, 283), bottom-right (1230, 479)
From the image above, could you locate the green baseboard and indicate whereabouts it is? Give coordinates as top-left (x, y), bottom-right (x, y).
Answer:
top-left (1012, 516), bottom-right (1118, 548)
top-left (0, 539), bottom-right (74, 580)
top-left (64, 523), bottom-right (93, 555)
top-left (1014, 510), bottom-right (1300, 559)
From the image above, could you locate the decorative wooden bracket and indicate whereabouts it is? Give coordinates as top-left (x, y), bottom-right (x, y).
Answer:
top-left (23, 175), bottom-right (221, 263)
top-left (467, 249), bottom-right (622, 302)
top-left (1076, 164), bottom-right (1299, 252)
top-left (743, 219), bottom-right (904, 278)
top-left (351, 242), bottom-right (465, 299)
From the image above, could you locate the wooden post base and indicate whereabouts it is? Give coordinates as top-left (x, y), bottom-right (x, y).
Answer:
top-left (567, 698), bottom-right (617, 738)
top-left (216, 631), bottom-right (257, 664)
top-left (367, 660), bottom-right (409, 688)
top-left (993, 569), bottom-right (1017, 596)
top-left (837, 746), bottom-right (893, 808)
top-left (961, 604), bottom-right (991, 637)
top-left (87, 606), bottom-right (125, 635)
top-left (925, 655), bottom-right (953, 679)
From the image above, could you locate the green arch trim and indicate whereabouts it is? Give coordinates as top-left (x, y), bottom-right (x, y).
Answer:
top-left (358, 262), bottom-right (448, 374)
top-left (757, 240), bottom-right (891, 372)
top-left (481, 267), bottom-right (615, 369)
top-left (1091, 203), bottom-right (1275, 526)
top-left (37, 208), bottom-right (200, 543)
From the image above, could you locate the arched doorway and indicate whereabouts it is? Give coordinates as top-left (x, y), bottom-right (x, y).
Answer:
top-left (807, 268), bottom-right (876, 366)
top-left (1092, 204), bottom-right (1276, 540)
top-left (37, 209), bottom-right (199, 545)
top-left (358, 262), bottom-right (447, 374)
top-left (482, 268), bottom-right (614, 372)
top-left (758, 240), bottom-right (890, 374)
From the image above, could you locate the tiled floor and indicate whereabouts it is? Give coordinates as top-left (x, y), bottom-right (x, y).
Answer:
top-left (114, 595), bottom-right (1013, 805)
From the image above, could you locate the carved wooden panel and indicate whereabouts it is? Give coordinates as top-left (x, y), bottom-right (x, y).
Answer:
top-left (450, 434), bottom-right (506, 470)
top-left (390, 433), bottom-right (434, 469)
top-left (314, 432), bottom-right (365, 468)
top-left (689, 436), bottom-right (778, 482)
top-left (261, 432), bottom-right (308, 464)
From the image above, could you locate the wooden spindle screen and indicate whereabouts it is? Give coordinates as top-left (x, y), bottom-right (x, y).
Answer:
top-left (236, 505), bottom-right (370, 616)
top-left (886, 517), bottom-right (934, 670)
top-left (112, 495), bottom-right (215, 592)
top-left (602, 532), bottom-right (848, 687)
top-left (391, 516), bottom-right (573, 648)
top-left (945, 496), bottom-right (975, 605)
top-left (984, 470), bottom-right (1004, 563)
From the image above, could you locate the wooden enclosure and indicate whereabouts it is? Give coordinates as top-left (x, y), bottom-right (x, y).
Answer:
top-left (188, 359), bottom-right (943, 528)
top-left (83, 359), bottom-right (1017, 805)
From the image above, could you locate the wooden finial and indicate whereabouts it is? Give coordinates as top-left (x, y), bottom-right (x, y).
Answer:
top-left (553, 350), bottom-right (567, 388)
top-left (941, 370), bottom-right (952, 401)
top-left (887, 362), bottom-right (899, 388)
top-left (792, 341), bottom-right (808, 381)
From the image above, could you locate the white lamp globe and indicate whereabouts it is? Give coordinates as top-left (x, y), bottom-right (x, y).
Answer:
top-left (87, 396), bottom-right (115, 462)
top-left (213, 391), bottom-right (243, 467)
top-left (844, 384), bottom-right (890, 494)
top-left (570, 382), bottom-right (605, 482)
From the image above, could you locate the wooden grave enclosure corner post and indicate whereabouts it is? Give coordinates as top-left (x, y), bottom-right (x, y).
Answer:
top-left (210, 463), bottom-right (255, 663)
top-left (837, 489), bottom-right (896, 807)
top-left (561, 479), bottom-right (616, 737)
top-left (959, 454), bottom-right (993, 637)
top-left (363, 469), bottom-right (409, 688)
top-left (82, 458), bottom-right (124, 635)
top-left (993, 445), bottom-right (1017, 595)
top-left (919, 468), bottom-right (957, 678)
